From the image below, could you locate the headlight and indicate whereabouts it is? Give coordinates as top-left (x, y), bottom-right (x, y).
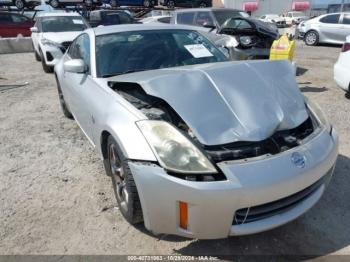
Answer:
top-left (304, 96), bottom-right (331, 133)
top-left (136, 120), bottom-right (217, 174)
top-left (41, 38), bottom-right (61, 47)
top-left (239, 36), bottom-right (254, 47)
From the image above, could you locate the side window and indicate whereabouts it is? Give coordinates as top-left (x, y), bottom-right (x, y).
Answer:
top-left (0, 14), bottom-right (12, 22)
top-left (342, 14), bottom-right (350, 25)
top-left (194, 12), bottom-right (214, 26)
top-left (68, 34), bottom-right (91, 74)
top-left (320, 14), bottom-right (340, 24)
top-left (11, 14), bottom-right (28, 23)
top-left (288, 13), bottom-right (292, 18)
top-left (177, 12), bottom-right (195, 25)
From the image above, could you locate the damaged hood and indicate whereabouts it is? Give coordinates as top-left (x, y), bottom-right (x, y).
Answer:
top-left (107, 60), bottom-right (308, 146)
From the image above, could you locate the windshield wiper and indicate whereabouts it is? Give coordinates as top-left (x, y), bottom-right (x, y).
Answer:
top-left (101, 69), bottom-right (147, 78)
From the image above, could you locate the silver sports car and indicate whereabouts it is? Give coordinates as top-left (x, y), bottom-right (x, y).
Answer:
top-left (54, 24), bottom-right (338, 239)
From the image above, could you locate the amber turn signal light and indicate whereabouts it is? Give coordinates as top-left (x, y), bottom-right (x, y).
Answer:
top-left (179, 201), bottom-right (188, 230)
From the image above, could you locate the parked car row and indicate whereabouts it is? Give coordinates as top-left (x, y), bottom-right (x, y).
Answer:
top-left (0, 0), bottom-right (102, 10)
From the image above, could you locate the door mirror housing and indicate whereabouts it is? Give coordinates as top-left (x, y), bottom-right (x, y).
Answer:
top-left (203, 22), bottom-right (216, 30)
top-left (30, 27), bottom-right (38, 33)
top-left (64, 59), bottom-right (87, 74)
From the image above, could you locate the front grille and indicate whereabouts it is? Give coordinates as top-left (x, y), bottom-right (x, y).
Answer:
top-left (232, 174), bottom-right (329, 225)
top-left (205, 117), bottom-right (314, 163)
top-left (60, 41), bottom-right (72, 53)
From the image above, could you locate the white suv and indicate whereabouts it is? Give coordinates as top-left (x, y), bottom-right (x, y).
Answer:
top-left (31, 12), bottom-right (89, 73)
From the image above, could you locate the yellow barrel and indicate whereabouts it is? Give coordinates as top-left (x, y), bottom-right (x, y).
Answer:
top-left (269, 35), bottom-right (296, 61)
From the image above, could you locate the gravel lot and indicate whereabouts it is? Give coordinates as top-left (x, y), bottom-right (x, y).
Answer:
top-left (1, 41), bottom-right (350, 258)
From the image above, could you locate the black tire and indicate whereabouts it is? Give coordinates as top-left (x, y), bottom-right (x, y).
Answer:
top-left (143, 0), bottom-right (151, 7)
top-left (49, 0), bottom-right (59, 8)
top-left (167, 0), bottom-right (174, 8)
top-left (56, 78), bottom-right (74, 119)
top-left (34, 50), bottom-right (41, 61)
top-left (304, 30), bottom-right (319, 46)
top-left (40, 50), bottom-right (53, 73)
top-left (104, 136), bottom-right (143, 224)
top-left (13, 0), bottom-right (24, 10)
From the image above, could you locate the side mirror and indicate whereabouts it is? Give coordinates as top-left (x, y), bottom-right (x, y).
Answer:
top-left (203, 22), bottom-right (216, 30)
top-left (64, 59), bottom-right (87, 74)
top-left (30, 27), bottom-right (38, 33)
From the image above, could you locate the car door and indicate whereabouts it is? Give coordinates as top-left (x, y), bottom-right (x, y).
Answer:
top-left (63, 33), bottom-right (96, 141)
top-left (318, 14), bottom-right (342, 42)
top-left (340, 13), bottom-right (350, 42)
top-left (10, 14), bottom-right (32, 36)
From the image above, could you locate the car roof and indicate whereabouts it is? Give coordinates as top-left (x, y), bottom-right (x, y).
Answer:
top-left (90, 23), bottom-right (203, 36)
top-left (174, 8), bottom-right (244, 13)
top-left (37, 12), bottom-right (82, 17)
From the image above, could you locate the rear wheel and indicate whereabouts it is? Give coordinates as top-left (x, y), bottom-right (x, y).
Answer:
top-left (304, 30), bottom-right (319, 46)
top-left (105, 136), bottom-right (143, 224)
top-left (13, 0), bottom-right (24, 10)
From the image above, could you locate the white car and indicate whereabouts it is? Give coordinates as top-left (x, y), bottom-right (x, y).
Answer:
top-left (259, 14), bottom-right (286, 28)
top-left (31, 12), bottom-right (89, 73)
top-left (334, 35), bottom-right (350, 93)
top-left (284, 11), bottom-right (308, 25)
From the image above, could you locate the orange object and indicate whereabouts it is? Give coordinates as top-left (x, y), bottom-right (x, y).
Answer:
top-left (179, 201), bottom-right (188, 229)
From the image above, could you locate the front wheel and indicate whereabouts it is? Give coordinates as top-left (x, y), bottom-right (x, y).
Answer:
top-left (56, 78), bottom-right (74, 119)
top-left (105, 136), bottom-right (143, 224)
top-left (304, 30), bottom-right (319, 46)
top-left (40, 50), bottom-right (53, 73)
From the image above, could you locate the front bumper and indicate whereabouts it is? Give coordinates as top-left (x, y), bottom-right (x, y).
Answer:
top-left (40, 44), bottom-right (64, 67)
top-left (130, 127), bottom-right (338, 239)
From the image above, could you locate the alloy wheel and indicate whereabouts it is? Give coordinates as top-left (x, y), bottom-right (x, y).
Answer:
top-left (305, 32), bottom-right (317, 45)
top-left (109, 144), bottom-right (128, 213)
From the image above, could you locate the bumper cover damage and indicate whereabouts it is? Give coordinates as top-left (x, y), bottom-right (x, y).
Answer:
top-left (130, 128), bottom-right (338, 239)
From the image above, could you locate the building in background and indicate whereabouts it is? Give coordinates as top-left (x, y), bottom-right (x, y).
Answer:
top-left (222, 0), bottom-right (311, 16)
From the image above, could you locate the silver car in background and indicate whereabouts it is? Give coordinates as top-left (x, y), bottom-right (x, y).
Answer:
top-left (299, 12), bottom-right (350, 46)
top-left (54, 24), bottom-right (338, 239)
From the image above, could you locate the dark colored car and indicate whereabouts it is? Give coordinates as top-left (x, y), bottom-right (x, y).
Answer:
top-left (172, 8), bottom-right (279, 60)
top-left (159, 0), bottom-right (212, 8)
top-left (0, 12), bottom-right (34, 37)
top-left (88, 10), bottom-right (136, 26)
top-left (102, 0), bottom-right (157, 7)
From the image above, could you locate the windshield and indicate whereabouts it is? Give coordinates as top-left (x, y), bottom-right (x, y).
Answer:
top-left (96, 29), bottom-right (228, 78)
top-left (213, 10), bottom-right (249, 26)
top-left (41, 16), bottom-right (88, 32)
